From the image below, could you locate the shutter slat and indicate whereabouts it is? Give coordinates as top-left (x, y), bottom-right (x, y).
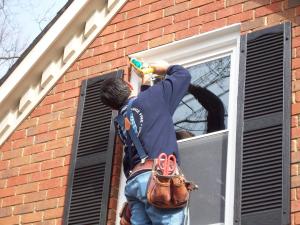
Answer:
top-left (69, 208), bottom-right (102, 218)
top-left (243, 125), bottom-right (280, 137)
top-left (246, 49), bottom-right (283, 64)
top-left (242, 153), bottom-right (282, 167)
top-left (78, 130), bottom-right (110, 140)
top-left (242, 191), bottom-right (281, 202)
top-left (242, 178), bottom-right (281, 190)
top-left (246, 63), bottom-right (282, 74)
top-left (246, 56), bottom-right (282, 68)
top-left (243, 142), bottom-right (281, 153)
top-left (242, 198), bottom-right (282, 208)
top-left (245, 91), bottom-right (282, 104)
top-left (78, 141), bottom-right (108, 150)
top-left (78, 135), bottom-right (109, 145)
top-left (243, 163), bottom-right (281, 175)
top-left (241, 200), bottom-right (282, 214)
top-left (69, 212), bottom-right (101, 224)
top-left (245, 77), bottom-right (282, 91)
top-left (244, 103), bottom-right (282, 120)
top-left (243, 183), bottom-right (281, 194)
top-left (247, 42), bottom-right (284, 56)
top-left (82, 108), bottom-right (111, 116)
top-left (70, 203), bottom-right (102, 213)
top-left (243, 147), bottom-right (281, 159)
top-left (243, 131), bottom-right (281, 144)
top-left (81, 112), bottom-right (111, 121)
top-left (70, 195), bottom-right (103, 205)
top-left (243, 169), bottom-right (282, 181)
top-left (247, 33), bottom-right (282, 45)
top-left (243, 186), bottom-right (281, 197)
top-left (79, 131), bottom-right (110, 139)
top-left (73, 174), bottom-right (105, 184)
top-left (245, 83), bottom-right (282, 97)
top-left (243, 140), bottom-right (281, 152)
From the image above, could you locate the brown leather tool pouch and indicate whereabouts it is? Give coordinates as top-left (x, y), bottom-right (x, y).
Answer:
top-left (119, 202), bottom-right (131, 225)
top-left (147, 172), bottom-right (172, 208)
top-left (147, 165), bottom-right (197, 209)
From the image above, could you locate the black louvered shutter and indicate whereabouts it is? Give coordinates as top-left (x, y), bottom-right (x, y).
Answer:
top-left (63, 70), bottom-right (123, 225)
top-left (234, 23), bottom-right (291, 225)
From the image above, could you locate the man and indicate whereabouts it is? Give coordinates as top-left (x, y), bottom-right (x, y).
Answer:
top-left (100, 61), bottom-right (191, 225)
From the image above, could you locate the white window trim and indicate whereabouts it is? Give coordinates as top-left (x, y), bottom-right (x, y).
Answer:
top-left (116, 24), bottom-right (241, 225)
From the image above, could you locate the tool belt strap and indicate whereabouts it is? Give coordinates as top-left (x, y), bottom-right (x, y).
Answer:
top-left (115, 97), bottom-right (148, 162)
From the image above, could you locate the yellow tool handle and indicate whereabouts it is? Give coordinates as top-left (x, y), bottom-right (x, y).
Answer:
top-left (141, 67), bottom-right (154, 75)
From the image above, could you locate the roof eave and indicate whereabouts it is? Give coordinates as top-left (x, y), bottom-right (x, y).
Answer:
top-left (0, 0), bottom-right (127, 145)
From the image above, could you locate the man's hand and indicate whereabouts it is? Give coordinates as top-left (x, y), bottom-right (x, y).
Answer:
top-left (130, 58), bottom-right (170, 86)
top-left (151, 61), bottom-right (170, 76)
top-left (142, 61), bottom-right (170, 85)
top-left (142, 74), bottom-right (152, 86)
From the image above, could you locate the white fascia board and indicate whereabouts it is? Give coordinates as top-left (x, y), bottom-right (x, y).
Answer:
top-left (0, 0), bottom-right (89, 104)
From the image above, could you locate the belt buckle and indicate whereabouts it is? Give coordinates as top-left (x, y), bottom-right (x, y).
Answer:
top-left (141, 156), bottom-right (148, 164)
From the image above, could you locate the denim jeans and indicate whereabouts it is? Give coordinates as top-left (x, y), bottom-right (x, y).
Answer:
top-left (125, 171), bottom-right (188, 225)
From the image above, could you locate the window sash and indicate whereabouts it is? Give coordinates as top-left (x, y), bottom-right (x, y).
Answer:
top-left (178, 130), bottom-right (228, 224)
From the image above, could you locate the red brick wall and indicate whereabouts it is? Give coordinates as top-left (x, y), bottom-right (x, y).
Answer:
top-left (0, 0), bottom-right (299, 224)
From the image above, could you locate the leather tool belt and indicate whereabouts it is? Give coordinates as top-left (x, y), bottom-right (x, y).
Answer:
top-left (128, 159), bottom-right (154, 180)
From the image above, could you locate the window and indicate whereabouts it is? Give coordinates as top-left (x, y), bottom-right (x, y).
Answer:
top-left (116, 22), bottom-right (290, 225)
top-left (115, 24), bottom-right (241, 225)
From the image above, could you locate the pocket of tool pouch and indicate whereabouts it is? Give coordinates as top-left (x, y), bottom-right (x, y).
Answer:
top-left (171, 175), bottom-right (189, 207)
top-left (147, 172), bottom-right (171, 208)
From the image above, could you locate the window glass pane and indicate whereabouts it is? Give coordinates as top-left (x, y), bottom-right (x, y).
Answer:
top-left (173, 56), bottom-right (230, 139)
top-left (179, 131), bottom-right (227, 225)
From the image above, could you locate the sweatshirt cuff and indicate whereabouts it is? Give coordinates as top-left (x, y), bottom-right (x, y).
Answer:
top-left (166, 65), bottom-right (185, 75)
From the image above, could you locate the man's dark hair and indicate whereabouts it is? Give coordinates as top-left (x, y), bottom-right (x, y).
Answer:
top-left (100, 78), bottom-right (131, 110)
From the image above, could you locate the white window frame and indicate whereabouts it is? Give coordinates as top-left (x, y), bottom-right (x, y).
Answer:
top-left (115, 24), bottom-right (241, 225)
